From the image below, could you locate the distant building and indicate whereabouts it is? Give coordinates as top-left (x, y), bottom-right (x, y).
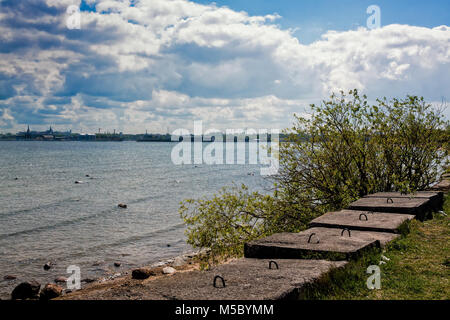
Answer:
top-left (17, 126), bottom-right (73, 141)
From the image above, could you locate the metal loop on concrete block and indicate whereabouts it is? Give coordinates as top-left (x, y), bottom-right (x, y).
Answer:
top-left (269, 260), bottom-right (279, 270)
top-left (359, 213), bottom-right (368, 221)
top-left (340, 228), bottom-right (351, 237)
top-left (307, 233), bottom-right (320, 244)
top-left (387, 197), bottom-right (394, 203)
top-left (213, 275), bottom-right (226, 288)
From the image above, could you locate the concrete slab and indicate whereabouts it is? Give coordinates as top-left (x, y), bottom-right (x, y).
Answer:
top-left (244, 227), bottom-right (381, 260)
top-left (364, 191), bottom-right (443, 211)
top-left (143, 258), bottom-right (348, 300)
top-left (348, 197), bottom-right (430, 220)
top-left (309, 209), bottom-right (414, 234)
top-left (429, 179), bottom-right (450, 192)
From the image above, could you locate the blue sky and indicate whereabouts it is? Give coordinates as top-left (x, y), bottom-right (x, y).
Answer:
top-left (0, 0), bottom-right (449, 133)
top-left (193, 0), bottom-right (450, 43)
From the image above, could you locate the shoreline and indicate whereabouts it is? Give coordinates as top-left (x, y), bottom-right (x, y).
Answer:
top-left (6, 174), bottom-right (449, 300)
top-left (58, 177), bottom-right (449, 300)
top-left (56, 249), bottom-right (211, 300)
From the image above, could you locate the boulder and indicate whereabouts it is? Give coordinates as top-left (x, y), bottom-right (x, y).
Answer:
top-left (11, 281), bottom-right (41, 300)
top-left (3, 275), bottom-right (17, 280)
top-left (39, 284), bottom-right (63, 300)
top-left (43, 262), bottom-right (52, 270)
top-left (131, 267), bottom-right (155, 280)
top-left (54, 276), bottom-right (67, 284)
top-left (118, 203), bottom-right (127, 209)
top-left (162, 266), bottom-right (176, 275)
top-left (172, 257), bottom-right (186, 267)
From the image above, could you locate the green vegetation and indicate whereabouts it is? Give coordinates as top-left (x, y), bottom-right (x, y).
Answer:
top-left (440, 125), bottom-right (450, 152)
top-left (300, 192), bottom-right (449, 300)
top-left (180, 90), bottom-right (449, 265)
top-left (180, 185), bottom-right (278, 266)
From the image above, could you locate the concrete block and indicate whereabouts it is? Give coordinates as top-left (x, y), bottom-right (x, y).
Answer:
top-left (364, 191), bottom-right (443, 211)
top-left (348, 197), bottom-right (431, 220)
top-left (244, 227), bottom-right (381, 260)
top-left (429, 179), bottom-right (450, 192)
top-left (144, 258), bottom-right (348, 300)
top-left (309, 209), bottom-right (414, 234)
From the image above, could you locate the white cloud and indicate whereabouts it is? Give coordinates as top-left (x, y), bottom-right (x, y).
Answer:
top-left (0, 0), bottom-right (448, 134)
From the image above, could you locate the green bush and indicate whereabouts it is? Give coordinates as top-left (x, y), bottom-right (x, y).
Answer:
top-left (180, 90), bottom-right (448, 265)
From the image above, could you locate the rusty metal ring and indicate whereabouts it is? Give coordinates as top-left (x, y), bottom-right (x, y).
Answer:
top-left (269, 260), bottom-right (279, 270)
top-left (341, 228), bottom-right (351, 237)
top-left (359, 213), bottom-right (368, 221)
top-left (213, 275), bottom-right (226, 288)
top-left (307, 233), bottom-right (320, 244)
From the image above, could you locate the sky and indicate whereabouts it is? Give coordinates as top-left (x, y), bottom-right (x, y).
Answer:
top-left (0, 0), bottom-right (449, 134)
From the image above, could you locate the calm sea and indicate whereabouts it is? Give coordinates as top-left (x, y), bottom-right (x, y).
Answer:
top-left (0, 141), bottom-right (269, 298)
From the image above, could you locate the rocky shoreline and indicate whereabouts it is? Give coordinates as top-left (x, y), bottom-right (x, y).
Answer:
top-left (58, 249), bottom-right (219, 300)
top-left (5, 249), bottom-right (209, 300)
top-left (6, 173), bottom-right (449, 300)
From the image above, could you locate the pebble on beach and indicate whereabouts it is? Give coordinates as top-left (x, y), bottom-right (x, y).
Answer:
top-left (114, 262), bottom-right (121, 267)
top-left (172, 257), bottom-right (185, 267)
top-left (39, 283), bottom-right (63, 300)
top-left (162, 266), bottom-right (176, 275)
top-left (54, 276), bottom-right (67, 284)
top-left (131, 267), bottom-right (155, 280)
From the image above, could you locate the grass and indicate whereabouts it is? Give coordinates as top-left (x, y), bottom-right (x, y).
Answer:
top-left (299, 192), bottom-right (450, 300)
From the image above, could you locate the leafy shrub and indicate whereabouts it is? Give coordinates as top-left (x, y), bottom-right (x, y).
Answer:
top-left (180, 90), bottom-right (448, 265)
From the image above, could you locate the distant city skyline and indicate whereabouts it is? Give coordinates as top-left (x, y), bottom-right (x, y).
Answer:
top-left (0, 0), bottom-right (449, 134)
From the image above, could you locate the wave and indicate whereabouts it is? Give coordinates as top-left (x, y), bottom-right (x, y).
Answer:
top-left (0, 197), bottom-right (87, 219)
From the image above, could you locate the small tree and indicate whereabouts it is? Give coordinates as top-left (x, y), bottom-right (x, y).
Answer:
top-left (179, 184), bottom-right (277, 266)
top-left (375, 96), bottom-right (448, 191)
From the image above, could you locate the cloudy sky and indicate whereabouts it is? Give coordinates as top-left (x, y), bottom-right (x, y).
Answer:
top-left (0, 0), bottom-right (449, 134)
